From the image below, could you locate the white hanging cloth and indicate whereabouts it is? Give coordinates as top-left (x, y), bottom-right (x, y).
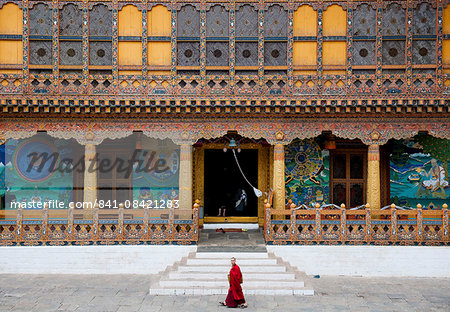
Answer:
top-left (232, 149), bottom-right (263, 197)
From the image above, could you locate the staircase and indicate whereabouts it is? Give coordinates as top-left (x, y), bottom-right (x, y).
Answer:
top-left (149, 251), bottom-right (314, 296)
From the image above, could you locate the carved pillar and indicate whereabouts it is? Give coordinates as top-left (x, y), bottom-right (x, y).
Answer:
top-left (273, 144), bottom-right (285, 211)
top-left (179, 144), bottom-right (193, 211)
top-left (0, 137), bottom-right (6, 210)
top-left (83, 143), bottom-right (98, 206)
top-left (367, 144), bottom-right (381, 210)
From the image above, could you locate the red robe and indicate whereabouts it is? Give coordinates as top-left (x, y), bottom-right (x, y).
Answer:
top-left (225, 264), bottom-right (245, 307)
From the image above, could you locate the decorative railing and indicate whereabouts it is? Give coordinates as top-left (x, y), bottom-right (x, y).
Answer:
top-left (264, 202), bottom-right (449, 245)
top-left (0, 203), bottom-right (199, 246)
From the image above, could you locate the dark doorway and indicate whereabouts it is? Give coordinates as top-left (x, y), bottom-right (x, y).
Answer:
top-left (204, 149), bottom-right (258, 217)
top-left (330, 149), bottom-right (367, 208)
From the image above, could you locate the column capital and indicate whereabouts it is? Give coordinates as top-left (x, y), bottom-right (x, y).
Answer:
top-left (368, 144), bottom-right (380, 161)
top-left (368, 143), bottom-right (381, 149)
top-left (174, 140), bottom-right (196, 146)
top-left (274, 143), bottom-right (285, 160)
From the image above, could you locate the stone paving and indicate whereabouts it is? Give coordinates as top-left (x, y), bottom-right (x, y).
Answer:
top-left (0, 274), bottom-right (449, 311)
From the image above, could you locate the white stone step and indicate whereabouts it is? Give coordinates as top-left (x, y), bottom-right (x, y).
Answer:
top-left (168, 272), bottom-right (295, 280)
top-left (186, 258), bottom-right (277, 265)
top-left (149, 288), bottom-right (314, 296)
top-left (195, 252), bottom-right (269, 259)
top-left (159, 280), bottom-right (305, 288)
top-left (149, 251), bottom-right (314, 297)
top-left (177, 265), bottom-right (286, 273)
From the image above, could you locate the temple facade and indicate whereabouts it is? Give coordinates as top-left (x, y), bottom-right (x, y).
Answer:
top-left (0, 0), bottom-right (449, 245)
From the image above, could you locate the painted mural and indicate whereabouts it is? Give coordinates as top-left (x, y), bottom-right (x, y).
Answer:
top-left (285, 139), bottom-right (329, 206)
top-left (390, 135), bottom-right (450, 209)
top-left (2, 134), bottom-right (75, 209)
top-left (132, 137), bottom-right (179, 207)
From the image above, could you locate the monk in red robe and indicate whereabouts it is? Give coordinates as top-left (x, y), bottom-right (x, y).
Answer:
top-left (220, 257), bottom-right (247, 308)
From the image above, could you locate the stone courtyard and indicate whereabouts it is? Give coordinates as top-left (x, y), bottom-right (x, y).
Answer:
top-left (0, 274), bottom-right (449, 312)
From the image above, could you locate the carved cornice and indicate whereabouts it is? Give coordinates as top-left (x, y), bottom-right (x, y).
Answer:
top-left (0, 118), bottom-right (448, 145)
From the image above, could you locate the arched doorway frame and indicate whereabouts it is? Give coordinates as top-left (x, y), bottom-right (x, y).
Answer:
top-left (193, 139), bottom-right (270, 226)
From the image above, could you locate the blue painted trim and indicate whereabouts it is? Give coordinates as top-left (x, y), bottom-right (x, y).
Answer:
top-left (147, 36), bottom-right (171, 41)
top-left (177, 37), bottom-right (200, 41)
top-left (423, 221), bottom-right (443, 225)
top-left (124, 219), bottom-right (144, 224)
top-left (346, 220), bottom-right (366, 225)
top-left (148, 219), bottom-right (169, 224)
top-left (372, 220), bottom-right (391, 225)
top-left (118, 36), bottom-right (142, 41)
top-left (235, 37), bottom-right (258, 41)
top-left (271, 220), bottom-right (290, 225)
top-left (296, 220), bottom-right (315, 225)
top-left (412, 35), bottom-right (436, 40)
top-left (293, 36), bottom-right (317, 41)
top-left (89, 36), bottom-right (113, 41)
top-left (174, 220), bottom-right (193, 224)
top-left (321, 220), bottom-right (341, 225)
top-left (397, 220), bottom-right (417, 225)
top-left (59, 36), bottom-right (83, 40)
top-left (48, 219), bottom-right (68, 224)
top-left (29, 35), bottom-right (52, 40)
top-left (264, 37), bottom-right (288, 41)
top-left (0, 35), bottom-right (22, 40)
top-left (0, 220), bottom-right (16, 225)
top-left (382, 35), bottom-right (407, 40)
top-left (205, 37), bottom-right (229, 41)
top-left (73, 220), bottom-right (93, 224)
top-left (99, 220), bottom-right (118, 224)
top-left (353, 36), bottom-right (376, 40)
top-left (323, 36), bottom-right (347, 41)
top-left (22, 220), bottom-right (42, 225)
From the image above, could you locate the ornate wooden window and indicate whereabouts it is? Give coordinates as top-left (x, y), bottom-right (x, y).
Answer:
top-left (444, 4), bottom-right (450, 89)
top-left (330, 149), bottom-right (367, 208)
top-left (322, 4), bottom-right (347, 76)
top-left (177, 4), bottom-right (200, 76)
top-left (118, 5), bottom-right (142, 75)
top-left (147, 5), bottom-right (171, 75)
top-left (293, 5), bottom-right (317, 75)
top-left (382, 3), bottom-right (406, 76)
top-left (29, 3), bottom-right (52, 71)
top-left (59, 4), bottom-right (83, 71)
top-left (89, 4), bottom-right (112, 68)
top-left (411, 2), bottom-right (436, 87)
top-left (235, 4), bottom-right (258, 80)
top-left (264, 4), bottom-right (287, 70)
top-left (352, 4), bottom-right (376, 76)
top-left (0, 3), bottom-right (23, 75)
top-left (206, 4), bottom-right (229, 79)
